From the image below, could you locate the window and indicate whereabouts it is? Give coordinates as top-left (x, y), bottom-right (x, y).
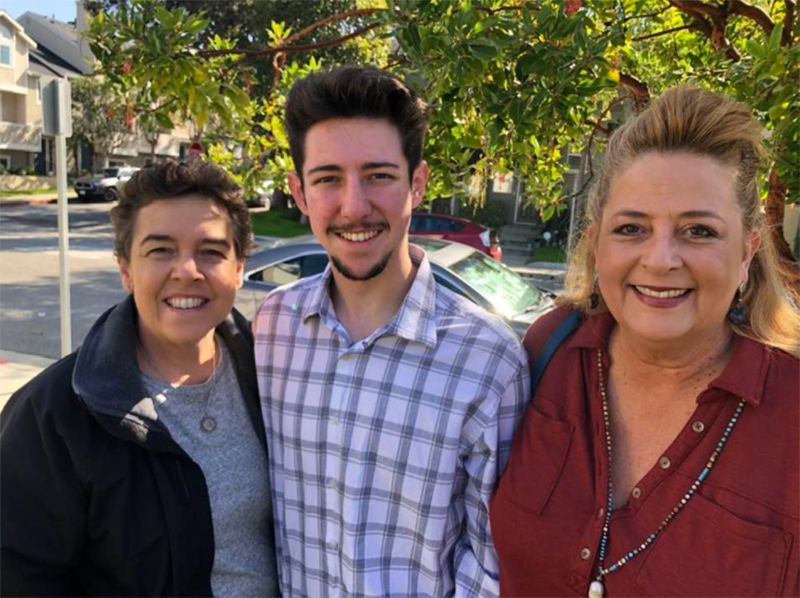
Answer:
top-left (31, 76), bottom-right (41, 103)
top-left (0, 155), bottom-right (11, 170)
top-left (249, 254), bottom-right (329, 286)
top-left (0, 23), bottom-right (11, 68)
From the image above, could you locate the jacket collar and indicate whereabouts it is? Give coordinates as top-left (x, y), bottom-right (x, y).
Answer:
top-left (301, 244), bottom-right (438, 349)
top-left (72, 295), bottom-right (259, 451)
top-left (567, 311), bottom-right (768, 407)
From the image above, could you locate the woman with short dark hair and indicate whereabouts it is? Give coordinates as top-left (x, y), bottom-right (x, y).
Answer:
top-left (1, 160), bottom-right (279, 597)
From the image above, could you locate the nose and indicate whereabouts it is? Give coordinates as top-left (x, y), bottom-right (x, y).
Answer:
top-left (172, 252), bottom-right (204, 283)
top-left (641, 231), bottom-right (683, 272)
top-left (339, 179), bottom-right (371, 222)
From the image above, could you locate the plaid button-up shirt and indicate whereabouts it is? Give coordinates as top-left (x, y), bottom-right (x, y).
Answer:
top-left (254, 246), bottom-right (530, 597)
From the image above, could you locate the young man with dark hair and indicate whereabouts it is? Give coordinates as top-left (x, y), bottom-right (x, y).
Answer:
top-left (254, 66), bottom-right (529, 597)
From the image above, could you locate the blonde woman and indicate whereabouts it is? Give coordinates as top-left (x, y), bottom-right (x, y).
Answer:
top-left (491, 86), bottom-right (799, 597)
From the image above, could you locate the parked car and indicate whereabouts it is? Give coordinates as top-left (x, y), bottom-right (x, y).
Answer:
top-left (235, 235), bottom-right (552, 337)
top-left (409, 214), bottom-right (502, 261)
top-left (74, 167), bottom-right (140, 202)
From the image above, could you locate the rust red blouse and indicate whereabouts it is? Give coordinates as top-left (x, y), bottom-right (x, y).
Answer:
top-left (491, 309), bottom-right (799, 597)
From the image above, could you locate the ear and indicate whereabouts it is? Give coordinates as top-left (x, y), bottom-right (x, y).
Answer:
top-left (741, 229), bottom-right (762, 284)
top-left (287, 171), bottom-right (309, 216)
top-left (118, 258), bottom-right (133, 293)
top-left (235, 259), bottom-right (244, 289)
top-left (410, 161), bottom-right (430, 210)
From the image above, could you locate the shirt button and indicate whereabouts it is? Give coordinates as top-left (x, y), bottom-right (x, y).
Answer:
top-left (580, 547), bottom-right (592, 560)
top-left (596, 508), bottom-right (604, 519)
top-left (692, 420), bottom-right (705, 433)
top-left (659, 456), bottom-right (672, 469)
top-left (631, 487), bottom-right (642, 499)
top-left (327, 541), bottom-right (338, 551)
top-left (331, 415), bottom-right (341, 425)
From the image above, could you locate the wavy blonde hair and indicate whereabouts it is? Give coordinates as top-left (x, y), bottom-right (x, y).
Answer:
top-left (559, 85), bottom-right (800, 356)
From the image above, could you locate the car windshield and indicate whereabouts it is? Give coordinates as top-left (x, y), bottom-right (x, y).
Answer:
top-left (449, 251), bottom-right (542, 317)
top-left (102, 168), bottom-right (119, 177)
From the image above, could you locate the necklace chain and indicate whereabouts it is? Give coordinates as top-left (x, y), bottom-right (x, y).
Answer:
top-left (590, 349), bottom-right (745, 598)
top-left (137, 335), bottom-right (220, 433)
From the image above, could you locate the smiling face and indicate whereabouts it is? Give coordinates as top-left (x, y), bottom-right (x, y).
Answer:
top-left (288, 117), bottom-right (428, 283)
top-left (118, 195), bottom-right (244, 353)
top-left (592, 152), bottom-right (760, 347)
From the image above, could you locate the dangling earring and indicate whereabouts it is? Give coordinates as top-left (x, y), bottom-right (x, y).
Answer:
top-left (589, 278), bottom-right (600, 310)
top-left (727, 282), bottom-right (748, 325)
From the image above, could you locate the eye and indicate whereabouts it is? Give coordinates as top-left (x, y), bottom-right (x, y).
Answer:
top-left (146, 246), bottom-right (172, 257)
top-left (686, 224), bottom-right (717, 239)
top-left (312, 175), bottom-right (339, 185)
top-left (200, 249), bottom-right (227, 259)
top-left (369, 172), bottom-right (395, 181)
top-left (612, 223), bottom-right (644, 236)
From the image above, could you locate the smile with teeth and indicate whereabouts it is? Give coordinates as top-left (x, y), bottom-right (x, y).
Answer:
top-left (338, 230), bottom-right (380, 243)
top-left (166, 297), bottom-right (208, 309)
top-left (634, 286), bottom-right (691, 298)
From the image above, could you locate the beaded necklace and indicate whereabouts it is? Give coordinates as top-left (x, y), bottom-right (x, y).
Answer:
top-left (588, 349), bottom-right (746, 598)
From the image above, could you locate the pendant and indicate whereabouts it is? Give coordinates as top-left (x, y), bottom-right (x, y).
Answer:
top-left (588, 580), bottom-right (604, 598)
top-left (200, 416), bottom-right (217, 433)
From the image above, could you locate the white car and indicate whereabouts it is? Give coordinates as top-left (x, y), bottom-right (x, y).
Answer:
top-left (74, 167), bottom-right (141, 202)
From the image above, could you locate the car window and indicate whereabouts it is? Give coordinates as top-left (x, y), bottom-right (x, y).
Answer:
top-left (249, 254), bottom-right (328, 285)
top-left (103, 168), bottom-right (119, 177)
top-left (449, 251), bottom-right (542, 317)
top-left (445, 219), bottom-right (464, 232)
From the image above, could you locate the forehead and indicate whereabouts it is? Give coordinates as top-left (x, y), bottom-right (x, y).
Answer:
top-left (131, 195), bottom-right (231, 240)
top-left (302, 117), bottom-right (406, 173)
top-left (606, 152), bottom-right (739, 217)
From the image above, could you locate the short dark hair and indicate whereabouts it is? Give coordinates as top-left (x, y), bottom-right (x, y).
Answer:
top-left (110, 160), bottom-right (252, 261)
top-left (284, 65), bottom-right (431, 182)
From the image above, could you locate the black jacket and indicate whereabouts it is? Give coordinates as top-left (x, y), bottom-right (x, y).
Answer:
top-left (0, 296), bottom-right (279, 596)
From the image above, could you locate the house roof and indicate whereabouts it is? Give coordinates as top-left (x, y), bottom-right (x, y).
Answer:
top-left (0, 10), bottom-right (38, 47)
top-left (17, 11), bottom-right (92, 75)
top-left (29, 44), bottom-right (84, 78)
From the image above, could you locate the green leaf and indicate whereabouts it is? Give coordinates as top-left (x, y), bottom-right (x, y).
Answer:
top-left (155, 111), bottom-right (174, 129)
top-left (468, 40), bottom-right (499, 62)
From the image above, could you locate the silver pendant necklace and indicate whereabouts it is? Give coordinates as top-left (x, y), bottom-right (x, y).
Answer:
top-left (589, 349), bottom-right (745, 598)
top-left (137, 335), bottom-right (219, 434)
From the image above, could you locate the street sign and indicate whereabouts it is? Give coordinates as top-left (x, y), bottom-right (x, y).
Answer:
top-left (43, 79), bottom-right (72, 137)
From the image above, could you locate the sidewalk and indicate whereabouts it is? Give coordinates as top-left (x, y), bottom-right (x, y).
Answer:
top-left (0, 350), bottom-right (55, 413)
top-left (0, 191), bottom-right (76, 207)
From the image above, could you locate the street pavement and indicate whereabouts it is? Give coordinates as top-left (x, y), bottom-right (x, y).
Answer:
top-left (0, 350), bottom-right (55, 413)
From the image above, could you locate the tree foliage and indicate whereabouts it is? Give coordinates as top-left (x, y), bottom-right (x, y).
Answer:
top-left (85, 0), bottom-right (798, 263)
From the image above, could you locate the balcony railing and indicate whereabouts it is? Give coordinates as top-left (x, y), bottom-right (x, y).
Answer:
top-left (0, 121), bottom-right (42, 152)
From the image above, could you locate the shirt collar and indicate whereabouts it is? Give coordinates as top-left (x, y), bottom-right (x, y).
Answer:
top-left (567, 311), bottom-right (768, 407)
top-left (301, 243), bottom-right (438, 349)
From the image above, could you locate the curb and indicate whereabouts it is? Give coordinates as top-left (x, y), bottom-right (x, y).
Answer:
top-left (0, 196), bottom-right (56, 208)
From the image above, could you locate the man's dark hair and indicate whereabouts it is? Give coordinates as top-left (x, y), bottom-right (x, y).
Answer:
top-left (285, 65), bottom-right (432, 182)
top-left (110, 160), bottom-right (252, 261)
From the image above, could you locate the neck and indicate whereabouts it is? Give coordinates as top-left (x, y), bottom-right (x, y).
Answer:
top-left (136, 328), bottom-right (217, 385)
top-left (330, 245), bottom-right (417, 342)
top-left (609, 324), bottom-right (735, 391)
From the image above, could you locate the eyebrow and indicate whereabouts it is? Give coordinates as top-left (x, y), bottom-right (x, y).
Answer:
top-left (306, 161), bottom-right (401, 176)
top-left (609, 209), bottom-right (725, 222)
top-left (139, 234), bottom-right (231, 249)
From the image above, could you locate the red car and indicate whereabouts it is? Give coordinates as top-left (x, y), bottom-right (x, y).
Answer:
top-left (409, 214), bottom-right (503, 261)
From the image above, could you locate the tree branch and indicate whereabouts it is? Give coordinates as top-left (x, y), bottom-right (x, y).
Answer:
top-left (728, 0), bottom-right (775, 36)
top-left (283, 7), bottom-right (385, 45)
top-left (619, 73), bottom-right (650, 103)
top-left (198, 23), bottom-right (384, 59)
top-left (618, 5), bottom-right (672, 23)
top-left (633, 24), bottom-right (695, 41)
top-left (783, 0), bottom-right (796, 46)
top-left (667, 0), bottom-right (714, 37)
top-left (667, 0), bottom-right (740, 61)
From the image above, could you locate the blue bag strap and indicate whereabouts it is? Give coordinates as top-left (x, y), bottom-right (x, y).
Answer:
top-left (530, 310), bottom-right (583, 392)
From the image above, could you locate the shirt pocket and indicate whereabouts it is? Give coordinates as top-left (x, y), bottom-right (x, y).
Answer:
top-left (633, 492), bottom-right (792, 597)
top-left (496, 405), bottom-right (574, 515)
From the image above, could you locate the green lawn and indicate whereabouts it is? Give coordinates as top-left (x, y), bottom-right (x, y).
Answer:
top-left (251, 210), bottom-right (311, 238)
top-left (527, 246), bottom-right (567, 263)
top-left (0, 187), bottom-right (59, 197)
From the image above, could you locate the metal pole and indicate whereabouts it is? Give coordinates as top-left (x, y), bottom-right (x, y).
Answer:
top-left (55, 132), bottom-right (71, 356)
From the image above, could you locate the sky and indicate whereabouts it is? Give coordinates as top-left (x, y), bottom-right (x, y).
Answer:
top-left (3, 0), bottom-right (76, 23)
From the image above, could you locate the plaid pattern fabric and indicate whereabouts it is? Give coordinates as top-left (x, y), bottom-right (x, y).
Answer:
top-left (254, 245), bottom-right (530, 598)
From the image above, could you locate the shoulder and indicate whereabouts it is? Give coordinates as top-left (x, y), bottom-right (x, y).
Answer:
top-left (1, 352), bottom-right (85, 437)
top-left (433, 284), bottom-right (527, 370)
top-left (522, 306), bottom-right (581, 362)
top-left (254, 273), bottom-right (324, 320)
top-left (763, 346), bottom-right (800, 403)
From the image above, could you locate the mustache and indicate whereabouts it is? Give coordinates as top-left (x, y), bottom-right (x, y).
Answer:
top-left (327, 222), bottom-right (388, 234)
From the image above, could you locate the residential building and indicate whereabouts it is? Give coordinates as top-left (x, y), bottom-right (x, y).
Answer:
top-left (0, 10), bottom-right (42, 173)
